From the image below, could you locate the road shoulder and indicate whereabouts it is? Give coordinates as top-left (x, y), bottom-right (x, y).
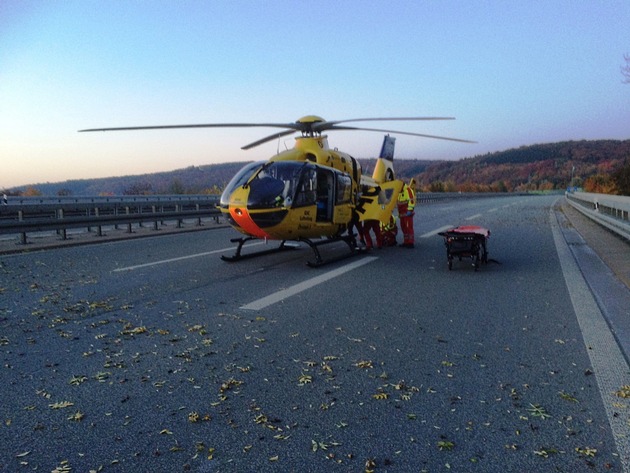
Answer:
top-left (555, 197), bottom-right (630, 362)
top-left (559, 198), bottom-right (630, 289)
top-left (552, 201), bottom-right (630, 469)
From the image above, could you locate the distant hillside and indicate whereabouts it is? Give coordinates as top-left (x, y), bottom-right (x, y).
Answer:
top-left (7, 139), bottom-right (630, 196)
top-left (414, 140), bottom-right (630, 193)
top-left (13, 162), bottom-right (249, 197)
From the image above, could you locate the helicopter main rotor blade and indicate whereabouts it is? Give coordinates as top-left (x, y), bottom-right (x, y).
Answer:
top-left (331, 126), bottom-right (477, 143)
top-left (241, 129), bottom-right (298, 150)
top-left (79, 117), bottom-right (456, 134)
top-left (78, 123), bottom-right (303, 133)
top-left (78, 116), bottom-right (475, 149)
top-left (241, 118), bottom-right (466, 149)
top-left (315, 116), bottom-right (455, 132)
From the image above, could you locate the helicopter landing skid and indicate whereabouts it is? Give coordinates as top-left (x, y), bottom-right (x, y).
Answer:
top-left (220, 237), bottom-right (296, 262)
top-left (301, 235), bottom-right (357, 268)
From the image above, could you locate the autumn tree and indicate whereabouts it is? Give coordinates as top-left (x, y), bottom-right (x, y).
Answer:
top-left (428, 181), bottom-right (446, 192)
top-left (583, 174), bottom-right (615, 194)
top-left (23, 186), bottom-right (43, 196)
top-left (612, 160), bottom-right (630, 195)
top-left (201, 184), bottom-right (223, 195)
top-left (168, 178), bottom-right (186, 195)
top-left (123, 182), bottom-right (153, 195)
top-left (491, 180), bottom-right (509, 192)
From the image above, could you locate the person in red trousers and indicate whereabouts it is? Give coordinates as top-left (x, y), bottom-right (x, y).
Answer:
top-left (397, 179), bottom-right (416, 248)
top-left (381, 215), bottom-right (398, 247)
top-left (363, 219), bottom-right (382, 250)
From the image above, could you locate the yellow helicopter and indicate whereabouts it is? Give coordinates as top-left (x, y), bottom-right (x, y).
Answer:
top-left (80, 116), bottom-right (474, 266)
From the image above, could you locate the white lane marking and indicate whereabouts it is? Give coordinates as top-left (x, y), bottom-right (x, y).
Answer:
top-left (487, 208), bottom-right (498, 212)
top-left (240, 256), bottom-right (378, 311)
top-left (113, 242), bottom-right (264, 272)
top-left (550, 207), bottom-right (630, 470)
top-left (465, 213), bottom-right (482, 220)
top-left (421, 225), bottom-right (455, 238)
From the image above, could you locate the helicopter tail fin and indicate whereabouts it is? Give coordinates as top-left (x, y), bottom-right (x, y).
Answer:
top-left (379, 134), bottom-right (396, 161)
top-left (372, 135), bottom-right (396, 183)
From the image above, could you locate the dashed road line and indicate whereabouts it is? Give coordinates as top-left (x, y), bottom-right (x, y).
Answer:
top-left (421, 225), bottom-right (455, 238)
top-left (112, 242), bottom-right (264, 272)
top-left (240, 256), bottom-right (378, 310)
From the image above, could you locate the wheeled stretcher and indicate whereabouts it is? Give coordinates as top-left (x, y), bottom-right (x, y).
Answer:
top-left (438, 225), bottom-right (490, 271)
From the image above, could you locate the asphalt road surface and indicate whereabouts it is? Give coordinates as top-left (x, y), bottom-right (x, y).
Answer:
top-left (1, 194), bottom-right (629, 473)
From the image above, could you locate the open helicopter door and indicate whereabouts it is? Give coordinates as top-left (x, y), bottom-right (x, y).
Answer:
top-left (358, 180), bottom-right (404, 224)
top-left (332, 172), bottom-right (353, 225)
top-left (357, 134), bottom-right (404, 223)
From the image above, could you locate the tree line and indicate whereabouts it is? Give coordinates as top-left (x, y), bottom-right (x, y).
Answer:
top-left (4, 140), bottom-right (630, 197)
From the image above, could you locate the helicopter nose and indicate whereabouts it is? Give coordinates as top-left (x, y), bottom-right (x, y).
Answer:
top-left (229, 206), bottom-right (270, 239)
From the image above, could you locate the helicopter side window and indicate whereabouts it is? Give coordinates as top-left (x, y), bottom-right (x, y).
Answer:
top-left (293, 166), bottom-right (317, 207)
top-left (335, 174), bottom-right (352, 204)
top-left (316, 169), bottom-right (334, 222)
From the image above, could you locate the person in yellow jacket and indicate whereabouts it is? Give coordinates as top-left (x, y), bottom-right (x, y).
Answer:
top-left (397, 179), bottom-right (416, 248)
top-left (381, 215), bottom-right (398, 247)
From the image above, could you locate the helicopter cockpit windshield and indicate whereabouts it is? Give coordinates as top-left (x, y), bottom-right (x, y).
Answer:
top-left (246, 161), bottom-right (308, 209)
top-left (220, 161), bottom-right (264, 208)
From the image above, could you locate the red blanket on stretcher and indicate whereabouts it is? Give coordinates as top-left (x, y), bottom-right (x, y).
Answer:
top-left (447, 225), bottom-right (490, 238)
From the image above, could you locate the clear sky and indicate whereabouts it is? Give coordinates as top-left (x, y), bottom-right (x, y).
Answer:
top-left (2, 0), bottom-right (629, 189)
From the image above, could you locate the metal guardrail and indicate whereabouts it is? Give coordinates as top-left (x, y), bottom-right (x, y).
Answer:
top-left (415, 191), bottom-right (529, 203)
top-left (0, 192), bottom-right (536, 246)
top-left (0, 195), bottom-right (222, 244)
top-left (565, 191), bottom-right (630, 241)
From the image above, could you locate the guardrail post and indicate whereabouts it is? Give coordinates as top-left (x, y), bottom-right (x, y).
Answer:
top-left (173, 205), bottom-right (181, 228)
top-left (94, 207), bottom-right (104, 236)
top-left (160, 204), bottom-right (166, 227)
top-left (151, 205), bottom-right (159, 231)
top-left (195, 204), bottom-right (203, 226)
top-left (123, 206), bottom-right (132, 233)
top-left (57, 208), bottom-right (67, 240)
top-left (16, 210), bottom-right (28, 245)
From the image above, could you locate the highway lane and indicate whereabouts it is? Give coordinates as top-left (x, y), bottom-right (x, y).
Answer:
top-left (1, 194), bottom-right (629, 472)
